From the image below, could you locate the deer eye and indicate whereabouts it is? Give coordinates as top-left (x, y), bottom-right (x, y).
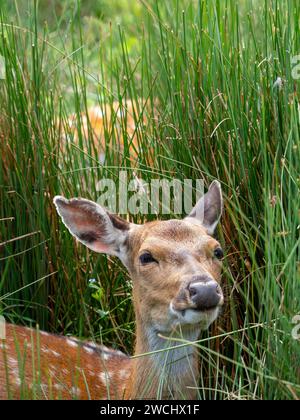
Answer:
top-left (139, 252), bottom-right (157, 265)
top-left (214, 247), bottom-right (224, 260)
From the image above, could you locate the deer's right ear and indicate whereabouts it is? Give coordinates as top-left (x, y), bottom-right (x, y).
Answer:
top-left (53, 196), bottom-right (130, 259)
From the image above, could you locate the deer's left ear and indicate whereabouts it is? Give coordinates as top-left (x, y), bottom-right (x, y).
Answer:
top-left (53, 196), bottom-right (131, 262)
top-left (186, 180), bottom-right (223, 235)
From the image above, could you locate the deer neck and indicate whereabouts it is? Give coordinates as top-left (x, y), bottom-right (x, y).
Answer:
top-left (127, 309), bottom-right (200, 400)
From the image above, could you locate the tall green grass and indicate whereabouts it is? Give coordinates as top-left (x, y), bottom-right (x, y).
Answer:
top-left (0, 0), bottom-right (299, 399)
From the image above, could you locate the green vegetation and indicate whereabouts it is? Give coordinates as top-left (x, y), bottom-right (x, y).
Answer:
top-left (0, 0), bottom-right (299, 399)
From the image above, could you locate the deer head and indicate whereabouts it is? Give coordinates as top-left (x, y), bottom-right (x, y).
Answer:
top-left (53, 180), bottom-right (224, 399)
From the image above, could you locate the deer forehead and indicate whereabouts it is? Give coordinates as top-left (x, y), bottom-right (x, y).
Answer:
top-left (129, 219), bottom-right (217, 258)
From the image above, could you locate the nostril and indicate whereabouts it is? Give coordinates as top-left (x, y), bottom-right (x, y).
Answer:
top-left (189, 287), bottom-right (197, 297)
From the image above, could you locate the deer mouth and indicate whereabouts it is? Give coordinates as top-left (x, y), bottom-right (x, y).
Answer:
top-left (170, 302), bottom-right (221, 329)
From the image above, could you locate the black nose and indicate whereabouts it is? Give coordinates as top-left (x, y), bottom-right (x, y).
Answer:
top-left (188, 277), bottom-right (221, 311)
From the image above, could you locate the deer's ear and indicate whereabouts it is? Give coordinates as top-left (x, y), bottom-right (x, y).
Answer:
top-left (53, 196), bottom-right (130, 258)
top-left (186, 181), bottom-right (223, 235)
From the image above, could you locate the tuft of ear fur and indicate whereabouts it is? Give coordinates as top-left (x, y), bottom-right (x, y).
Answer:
top-left (186, 181), bottom-right (223, 235)
top-left (53, 196), bottom-right (130, 259)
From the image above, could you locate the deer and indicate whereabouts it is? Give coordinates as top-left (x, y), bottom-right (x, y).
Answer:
top-left (0, 181), bottom-right (224, 400)
top-left (62, 99), bottom-right (153, 165)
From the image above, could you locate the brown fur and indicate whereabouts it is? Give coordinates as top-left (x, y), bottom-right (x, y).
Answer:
top-left (0, 324), bottom-right (131, 400)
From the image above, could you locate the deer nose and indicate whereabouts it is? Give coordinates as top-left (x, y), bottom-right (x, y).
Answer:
top-left (188, 277), bottom-right (222, 311)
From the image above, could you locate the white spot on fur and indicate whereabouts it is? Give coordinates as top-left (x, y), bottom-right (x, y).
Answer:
top-left (14, 377), bottom-right (21, 386)
top-left (40, 384), bottom-right (48, 393)
top-left (99, 371), bottom-right (112, 386)
top-left (8, 357), bottom-right (18, 367)
top-left (101, 353), bottom-right (110, 361)
top-left (99, 345), bottom-right (110, 352)
top-left (49, 367), bottom-right (57, 377)
top-left (66, 339), bottom-right (77, 348)
top-left (83, 345), bottom-right (94, 354)
top-left (71, 386), bottom-right (81, 397)
top-left (54, 383), bottom-right (64, 391)
top-left (119, 369), bottom-right (130, 380)
top-left (40, 347), bottom-right (60, 357)
top-left (115, 349), bottom-right (126, 357)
